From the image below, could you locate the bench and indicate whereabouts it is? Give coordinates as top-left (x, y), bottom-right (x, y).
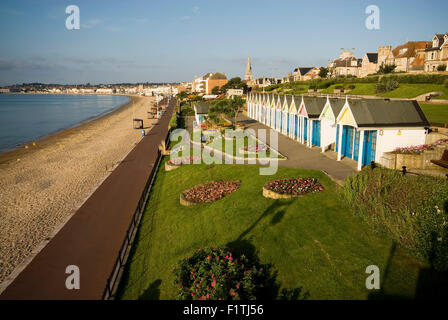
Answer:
top-left (431, 150), bottom-right (448, 169)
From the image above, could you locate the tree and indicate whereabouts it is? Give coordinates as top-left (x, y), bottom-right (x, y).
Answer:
top-left (221, 77), bottom-right (248, 93)
top-left (211, 86), bottom-right (221, 95)
top-left (176, 91), bottom-right (189, 101)
top-left (378, 63), bottom-right (396, 74)
top-left (229, 96), bottom-right (245, 127)
top-left (318, 67), bottom-right (329, 78)
top-left (437, 64), bottom-right (447, 72)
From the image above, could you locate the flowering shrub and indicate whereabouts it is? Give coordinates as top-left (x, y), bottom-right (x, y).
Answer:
top-left (264, 178), bottom-right (324, 195)
top-left (174, 247), bottom-right (270, 300)
top-left (168, 156), bottom-right (202, 166)
top-left (182, 181), bottom-right (240, 203)
top-left (393, 139), bottom-right (448, 154)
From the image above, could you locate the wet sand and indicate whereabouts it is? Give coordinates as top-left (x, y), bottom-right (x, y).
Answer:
top-left (0, 95), bottom-right (156, 283)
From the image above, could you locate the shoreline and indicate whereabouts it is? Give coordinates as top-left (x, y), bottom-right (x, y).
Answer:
top-left (0, 95), bottom-right (136, 165)
top-left (0, 94), bottom-right (156, 283)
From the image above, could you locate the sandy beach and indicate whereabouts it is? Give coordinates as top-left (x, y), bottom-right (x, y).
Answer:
top-left (0, 95), bottom-right (156, 283)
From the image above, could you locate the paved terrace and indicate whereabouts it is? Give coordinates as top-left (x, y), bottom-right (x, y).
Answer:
top-left (0, 98), bottom-right (176, 300)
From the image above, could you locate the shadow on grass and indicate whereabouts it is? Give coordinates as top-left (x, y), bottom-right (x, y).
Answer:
top-left (237, 199), bottom-right (294, 240)
top-left (138, 279), bottom-right (162, 300)
top-left (226, 238), bottom-right (309, 300)
top-left (368, 241), bottom-right (448, 300)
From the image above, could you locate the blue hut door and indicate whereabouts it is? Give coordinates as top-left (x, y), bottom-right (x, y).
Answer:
top-left (312, 120), bottom-right (321, 147)
top-left (304, 118), bottom-right (308, 141)
top-left (294, 115), bottom-right (298, 138)
top-left (287, 114), bottom-right (290, 134)
top-left (362, 130), bottom-right (377, 166)
top-left (280, 112), bottom-right (283, 131)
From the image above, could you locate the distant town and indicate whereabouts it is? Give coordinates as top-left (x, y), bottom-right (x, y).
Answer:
top-left (2, 32), bottom-right (446, 98)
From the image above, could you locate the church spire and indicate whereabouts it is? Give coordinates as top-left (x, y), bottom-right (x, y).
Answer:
top-left (245, 57), bottom-right (253, 81)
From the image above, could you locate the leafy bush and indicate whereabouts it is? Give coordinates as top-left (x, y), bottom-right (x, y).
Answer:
top-left (348, 84), bottom-right (356, 90)
top-left (375, 77), bottom-right (399, 93)
top-left (174, 247), bottom-right (272, 300)
top-left (444, 79), bottom-right (448, 89)
top-left (334, 85), bottom-right (343, 89)
top-left (437, 64), bottom-right (447, 72)
top-left (339, 168), bottom-right (448, 270)
top-left (378, 63), bottom-right (397, 74)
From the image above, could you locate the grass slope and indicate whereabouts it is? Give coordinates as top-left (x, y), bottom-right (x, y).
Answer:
top-left (118, 163), bottom-right (426, 300)
top-left (420, 103), bottom-right (448, 124)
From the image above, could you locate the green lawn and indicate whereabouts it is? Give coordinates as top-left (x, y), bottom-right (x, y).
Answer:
top-left (420, 103), bottom-right (448, 124)
top-left (118, 163), bottom-right (427, 300)
top-left (378, 84), bottom-right (448, 99)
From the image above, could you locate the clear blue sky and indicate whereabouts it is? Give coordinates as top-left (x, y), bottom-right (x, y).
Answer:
top-left (0, 0), bottom-right (447, 85)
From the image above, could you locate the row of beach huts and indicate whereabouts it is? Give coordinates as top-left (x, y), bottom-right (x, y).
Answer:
top-left (246, 93), bottom-right (431, 170)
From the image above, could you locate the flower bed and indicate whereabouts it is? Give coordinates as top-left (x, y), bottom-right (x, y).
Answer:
top-left (242, 144), bottom-right (270, 153)
top-left (263, 178), bottom-right (324, 199)
top-left (393, 139), bottom-right (448, 154)
top-left (174, 247), bottom-right (270, 300)
top-left (180, 180), bottom-right (240, 205)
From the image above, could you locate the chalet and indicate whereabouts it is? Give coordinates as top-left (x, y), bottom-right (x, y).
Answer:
top-left (318, 97), bottom-right (346, 152)
top-left (297, 97), bottom-right (326, 147)
top-left (193, 102), bottom-right (210, 127)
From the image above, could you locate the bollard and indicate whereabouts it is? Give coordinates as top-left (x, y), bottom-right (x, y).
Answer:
top-left (370, 161), bottom-right (375, 170)
top-left (402, 166), bottom-right (407, 176)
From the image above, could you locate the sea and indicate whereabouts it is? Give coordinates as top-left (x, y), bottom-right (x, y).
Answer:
top-left (0, 94), bottom-right (130, 153)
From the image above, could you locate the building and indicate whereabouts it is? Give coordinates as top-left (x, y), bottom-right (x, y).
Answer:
top-left (0, 88), bottom-right (10, 93)
top-left (193, 102), bottom-right (210, 127)
top-left (335, 98), bottom-right (429, 170)
top-left (226, 88), bottom-right (244, 98)
top-left (328, 50), bottom-right (362, 77)
top-left (254, 77), bottom-right (279, 88)
top-left (319, 97), bottom-right (346, 151)
top-left (192, 72), bottom-right (228, 94)
top-left (360, 53), bottom-right (378, 77)
top-left (391, 41), bottom-right (431, 72)
top-left (247, 93), bottom-right (430, 171)
top-left (293, 67), bottom-right (320, 81)
top-left (244, 57), bottom-right (254, 86)
top-left (424, 33), bottom-right (448, 72)
top-left (376, 42), bottom-right (432, 73)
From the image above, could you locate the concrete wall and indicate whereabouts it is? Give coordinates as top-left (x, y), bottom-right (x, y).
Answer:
top-left (376, 128), bottom-right (427, 161)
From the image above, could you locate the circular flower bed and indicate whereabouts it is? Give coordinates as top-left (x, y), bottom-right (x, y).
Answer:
top-left (180, 180), bottom-right (240, 205)
top-left (242, 144), bottom-right (270, 153)
top-left (263, 178), bottom-right (324, 199)
top-left (174, 247), bottom-right (269, 300)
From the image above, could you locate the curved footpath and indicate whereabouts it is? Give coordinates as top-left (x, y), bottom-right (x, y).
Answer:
top-left (0, 98), bottom-right (176, 300)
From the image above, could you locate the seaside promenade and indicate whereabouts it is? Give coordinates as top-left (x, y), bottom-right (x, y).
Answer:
top-left (0, 98), bottom-right (176, 300)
